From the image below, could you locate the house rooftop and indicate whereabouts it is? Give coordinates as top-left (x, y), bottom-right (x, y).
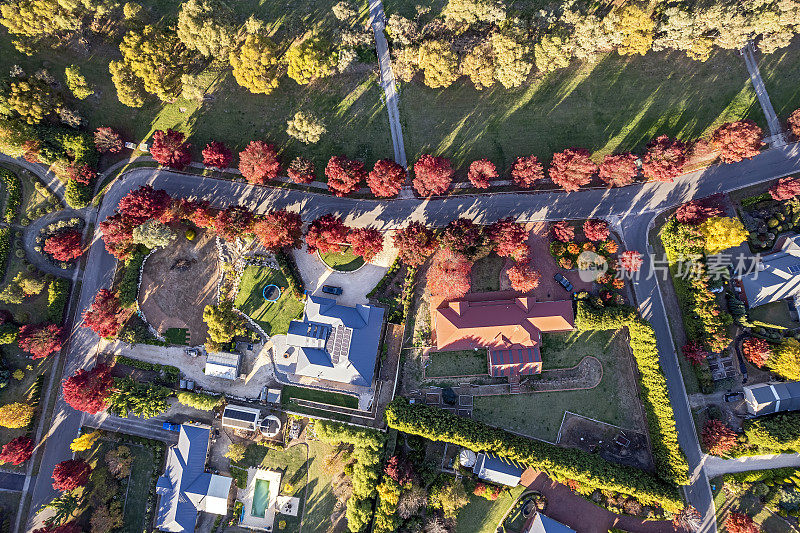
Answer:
top-left (740, 234), bottom-right (800, 308)
top-left (744, 381), bottom-right (800, 416)
top-left (472, 452), bottom-right (525, 486)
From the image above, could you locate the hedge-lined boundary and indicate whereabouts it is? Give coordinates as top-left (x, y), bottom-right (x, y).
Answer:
top-left (743, 412), bottom-right (800, 455)
top-left (0, 168), bottom-right (21, 223)
top-left (0, 226), bottom-right (9, 280)
top-left (47, 278), bottom-right (71, 324)
top-left (384, 399), bottom-right (683, 513)
top-left (113, 355), bottom-right (179, 383)
top-left (275, 250), bottom-right (305, 299)
top-left (575, 302), bottom-right (690, 485)
top-left (723, 467), bottom-right (800, 484)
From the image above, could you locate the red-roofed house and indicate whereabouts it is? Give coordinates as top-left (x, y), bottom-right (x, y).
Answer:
top-left (433, 292), bottom-right (575, 378)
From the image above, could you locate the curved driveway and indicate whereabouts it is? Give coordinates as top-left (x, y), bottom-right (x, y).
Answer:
top-left (24, 141), bottom-right (800, 532)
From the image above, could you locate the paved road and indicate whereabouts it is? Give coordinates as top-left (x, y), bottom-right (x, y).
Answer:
top-left (19, 140), bottom-right (800, 531)
top-left (742, 43), bottom-right (784, 145)
top-left (368, 0), bottom-right (407, 168)
top-left (0, 472), bottom-right (25, 492)
top-left (704, 453), bottom-right (800, 478)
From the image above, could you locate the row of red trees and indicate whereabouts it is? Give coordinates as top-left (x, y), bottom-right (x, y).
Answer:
top-left (144, 120), bottom-right (764, 199)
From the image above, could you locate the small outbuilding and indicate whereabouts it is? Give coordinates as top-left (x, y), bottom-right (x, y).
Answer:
top-left (222, 405), bottom-right (261, 432)
top-left (259, 415), bottom-right (282, 438)
top-left (204, 351), bottom-right (241, 380)
top-left (744, 381), bottom-right (800, 416)
top-left (472, 452), bottom-right (525, 487)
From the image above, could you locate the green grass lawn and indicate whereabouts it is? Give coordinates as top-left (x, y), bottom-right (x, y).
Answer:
top-left (398, 47), bottom-right (760, 173)
top-left (319, 247), bottom-right (365, 272)
top-left (713, 479), bottom-right (798, 533)
top-left (0, 491), bottom-right (20, 528)
top-left (471, 253), bottom-right (505, 292)
top-left (427, 349), bottom-right (488, 377)
top-left (234, 265), bottom-right (304, 335)
top-left (473, 330), bottom-right (639, 441)
top-left (302, 441), bottom-right (340, 533)
top-left (120, 443), bottom-right (156, 533)
top-left (758, 36), bottom-right (800, 120)
top-left (539, 330), bottom-right (616, 369)
top-left (455, 485), bottom-right (525, 533)
top-left (164, 327), bottom-right (190, 345)
top-left (280, 385), bottom-right (359, 409)
top-left (235, 444), bottom-right (309, 533)
top-left (748, 301), bottom-right (798, 329)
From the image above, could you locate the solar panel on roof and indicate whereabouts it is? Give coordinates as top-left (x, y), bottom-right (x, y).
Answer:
top-left (223, 408), bottom-right (258, 422)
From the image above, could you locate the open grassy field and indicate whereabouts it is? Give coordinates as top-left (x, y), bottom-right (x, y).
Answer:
top-left (539, 330), bottom-right (616, 368)
top-left (398, 47), bottom-right (761, 173)
top-left (473, 330), bottom-right (641, 441)
top-left (0, 0), bottom-right (393, 175)
top-left (455, 484), bottom-right (526, 533)
top-left (427, 349), bottom-right (488, 377)
top-left (234, 265), bottom-right (304, 335)
top-left (302, 441), bottom-right (340, 533)
top-left (759, 36), bottom-right (800, 120)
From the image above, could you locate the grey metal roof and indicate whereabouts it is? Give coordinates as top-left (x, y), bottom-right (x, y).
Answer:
top-left (472, 452), bottom-right (524, 486)
top-left (526, 513), bottom-right (576, 533)
top-left (745, 381), bottom-right (800, 415)
top-left (741, 235), bottom-right (800, 307)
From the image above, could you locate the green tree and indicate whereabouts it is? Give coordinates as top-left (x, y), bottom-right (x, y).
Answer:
top-left (0, 0), bottom-right (82, 39)
top-left (41, 493), bottom-right (79, 526)
top-left (177, 0), bottom-right (236, 58)
top-left (176, 391), bottom-right (222, 411)
top-left (286, 111), bottom-right (326, 144)
top-left (441, 0), bottom-right (505, 26)
top-left (491, 32), bottom-right (531, 88)
top-left (229, 34), bottom-right (282, 94)
top-left (202, 300), bottom-right (247, 348)
top-left (5, 79), bottom-right (59, 124)
top-left (418, 40), bottom-right (459, 89)
top-left (286, 37), bottom-right (336, 85)
top-left (132, 219), bottom-right (176, 249)
top-left (461, 41), bottom-right (494, 90)
top-left (612, 5), bottom-right (654, 56)
top-left (534, 33), bottom-right (573, 73)
top-left (109, 60), bottom-right (147, 107)
top-left (0, 402), bottom-right (34, 428)
top-left (224, 442), bottom-right (246, 462)
top-left (429, 476), bottom-right (469, 519)
top-left (119, 25), bottom-right (192, 101)
top-left (64, 65), bottom-right (93, 100)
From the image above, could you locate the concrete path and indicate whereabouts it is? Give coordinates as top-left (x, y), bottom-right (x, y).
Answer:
top-left (704, 453), bottom-right (800, 478)
top-left (368, 0), bottom-right (407, 168)
top-left (742, 43), bottom-right (785, 146)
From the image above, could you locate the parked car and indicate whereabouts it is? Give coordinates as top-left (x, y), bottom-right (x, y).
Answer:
top-left (554, 273), bottom-right (574, 293)
top-left (322, 285), bottom-right (343, 295)
top-left (724, 392), bottom-right (744, 402)
top-left (162, 422), bottom-right (180, 432)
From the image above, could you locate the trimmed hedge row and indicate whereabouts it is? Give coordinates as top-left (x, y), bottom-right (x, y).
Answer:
top-left (743, 412), bottom-right (800, 454)
top-left (275, 250), bottom-right (305, 299)
top-left (0, 168), bottom-right (21, 223)
top-left (176, 391), bottom-right (222, 411)
top-left (0, 226), bottom-right (9, 279)
top-left (575, 302), bottom-right (690, 485)
top-left (118, 246), bottom-right (148, 308)
top-left (723, 467), bottom-right (800, 484)
top-left (113, 355), bottom-right (180, 383)
top-left (47, 278), bottom-right (71, 324)
top-left (384, 398), bottom-right (684, 513)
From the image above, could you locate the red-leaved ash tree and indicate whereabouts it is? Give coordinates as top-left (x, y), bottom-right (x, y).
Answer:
top-left (583, 219), bottom-right (610, 241)
top-left (287, 156), bottom-right (315, 184)
top-left (392, 222), bottom-right (438, 267)
top-left (83, 289), bottom-right (127, 338)
top-left (44, 229), bottom-right (83, 262)
top-left (467, 159), bottom-right (498, 189)
top-left (681, 341), bottom-right (708, 366)
top-left (674, 198), bottom-right (723, 225)
top-left (98, 213), bottom-right (136, 259)
top-left (507, 261), bottom-right (541, 292)
top-left (742, 337), bottom-right (772, 367)
top-left (769, 176), bottom-right (800, 201)
top-left (65, 162), bottom-right (97, 185)
top-left (488, 218), bottom-right (529, 262)
top-left (702, 419), bottom-right (738, 456)
top-left (427, 249), bottom-right (471, 301)
top-left (347, 227), bottom-right (384, 262)
top-left (413, 155), bottom-right (454, 196)
top-left (62, 363), bottom-right (113, 414)
top-left (213, 206), bottom-right (253, 241)
top-left (0, 436), bottom-right (34, 465)
top-left (510, 155), bottom-right (544, 188)
top-left (202, 141), bottom-right (233, 169)
top-left (252, 210), bottom-right (302, 251)
top-left (238, 141), bottom-right (281, 184)
top-left (117, 185), bottom-right (172, 224)
top-left (367, 159), bottom-right (406, 198)
top-left (52, 459), bottom-right (91, 492)
top-left (325, 156), bottom-right (367, 197)
top-left (549, 148), bottom-right (598, 192)
top-left (18, 323), bottom-right (63, 359)
top-left (789, 109), bottom-right (800, 139)
top-left (550, 221), bottom-right (574, 242)
top-left (711, 120), bottom-right (763, 163)
top-left (642, 135), bottom-right (686, 182)
top-left (305, 214), bottom-right (349, 254)
top-left (725, 513), bottom-right (759, 533)
top-left (94, 127), bottom-right (123, 153)
top-left (150, 129), bottom-right (192, 170)
top-left (619, 250), bottom-right (643, 272)
top-left (599, 153), bottom-right (638, 187)
top-left (440, 218), bottom-right (486, 259)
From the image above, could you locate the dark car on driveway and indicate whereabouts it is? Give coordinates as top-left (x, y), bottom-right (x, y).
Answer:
top-left (554, 273), bottom-right (574, 293)
top-left (322, 285), bottom-right (343, 296)
top-left (724, 392), bottom-right (744, 402)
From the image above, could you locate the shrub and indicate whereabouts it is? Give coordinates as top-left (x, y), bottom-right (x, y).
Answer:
top-left (742, 337), bottom-right (771, 367)
top-left (65, 179), bottom-right (91, 209)
top-left (0, 169), bottom-right (21, 223)
top-left (702, 419), bottom-right (738, 456)
top-left (177, 391), bottom-right (222, 411)
top-left (744, 412), bottom-right (800, 454)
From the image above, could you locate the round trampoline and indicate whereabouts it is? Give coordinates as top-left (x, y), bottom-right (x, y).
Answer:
top-left (262, 284), bottom-right (281, 302)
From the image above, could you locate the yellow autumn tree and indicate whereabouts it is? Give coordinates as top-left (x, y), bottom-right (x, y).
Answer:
top-left (700, 216), bottom-right (748, 255)
top-left (0, 402), bottom-right (34, 428)
top-left (613, 5), bottom-right (654, 56)
top-left (70, 430), bottom-right (101, 452)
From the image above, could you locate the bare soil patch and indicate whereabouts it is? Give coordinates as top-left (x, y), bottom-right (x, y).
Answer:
top-left (138, 228), bottom-right (220, 345)
top-left (558, 413), bottom-right (653, 471)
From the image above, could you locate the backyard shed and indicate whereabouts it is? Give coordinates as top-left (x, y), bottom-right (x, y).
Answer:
top-left (472, 452), bottom-right (525, 486)
top-left (204, 351), bottom-right (241, 380)
top-left (744, 381), bottom-right (800, 416)
top-left (222, 405), bottom-right (261, 431)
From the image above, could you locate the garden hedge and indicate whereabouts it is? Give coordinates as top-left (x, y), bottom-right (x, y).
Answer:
top-left (384, 398), bottom-right (684, 513)
top-left (47, 278), bottom-right (71, 324)
top-left (118, 247), bottom-right (148, 308)
top-left (723, 467), bottom-right (800, 484)
top-left (0, 226), bottom-right (10, 278)
top-left (743, 412), bottom-right (800, 454)
top-left (176, 391), bottom-right (222, 411)
top-left (275, 250), bottom-right (305, 299)
top-left (0, 168), bottom-right (21, 223)
top-left (575, 302), bottom-right (690, 485)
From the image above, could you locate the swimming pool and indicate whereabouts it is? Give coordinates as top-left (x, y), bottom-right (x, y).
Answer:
top-left (251, 478), bottom-right (270, 518)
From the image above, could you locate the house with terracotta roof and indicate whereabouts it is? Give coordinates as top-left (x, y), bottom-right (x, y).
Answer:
top-left (433, 292), bottom-right (575, 378)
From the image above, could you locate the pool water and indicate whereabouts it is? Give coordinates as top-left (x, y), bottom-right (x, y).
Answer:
top-left (251, 479), bottom-right (270, 518)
